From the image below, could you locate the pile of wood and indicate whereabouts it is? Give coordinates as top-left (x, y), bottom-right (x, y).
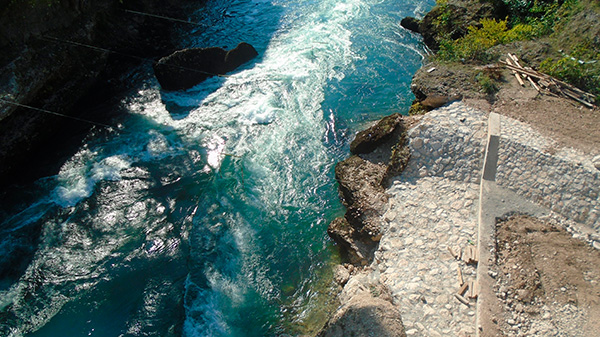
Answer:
top-left (501, 53), bottom-right (597, 109)
top-left (448, 245), bottom-right (479, 307)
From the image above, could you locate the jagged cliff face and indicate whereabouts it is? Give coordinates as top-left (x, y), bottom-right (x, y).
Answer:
top-left (0, 0), bottom-right (195, 185)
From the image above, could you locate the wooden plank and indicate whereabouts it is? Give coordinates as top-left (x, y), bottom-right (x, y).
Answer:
top-left (462, 246), bottom-right (471, 263)
top-left (468, 281), bottom-right (479, 299)
top-left (458, 281), bottom-right (468, 296)
top-left (505, 57), bottom-right (525, 86)
top-left (457, 265), bottom-right (464, 285)
top-left (454, 293), bottom-right (470, 307)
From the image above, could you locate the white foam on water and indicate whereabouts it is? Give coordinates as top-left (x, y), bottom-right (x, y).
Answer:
top-left (53, 152), bottom-right (131, 208)
top-left (180, 0), bottom-right (364, 335)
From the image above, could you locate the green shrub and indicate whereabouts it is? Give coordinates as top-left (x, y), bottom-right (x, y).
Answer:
top-left (538, 40), bottom-right (600, 96)
top-left (540, 58), bottom-right (600, 97)
top-left (477, 72), bottom-right (500, 95)
top-left (437, 18), bottom-right (539, 62)
top-left (432, 0), bottom-right (453, 30)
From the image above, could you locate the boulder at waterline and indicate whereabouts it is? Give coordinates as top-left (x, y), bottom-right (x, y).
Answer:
top-left (350, 113), bottom-right (403, 154)
top-left (317, 279), bottom-right (406, 337)
top-left (153, 42), bottom-right (258, 91)
top-left (400, 16), bottom-right (421, 33)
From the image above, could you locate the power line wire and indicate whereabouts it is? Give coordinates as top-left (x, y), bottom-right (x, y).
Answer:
top-left (0, 98), bottom-right (117, 129)
top-left (39, 35), bottom-right (231, 79)
top-left (123, 9), bottom-right (207, 27)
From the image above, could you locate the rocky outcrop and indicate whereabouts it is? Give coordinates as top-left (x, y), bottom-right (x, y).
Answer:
top-left (153, 42), bottom-right (258, 91)
top-left (350, 113), bottom-right (404, 155)
top-left (400, 17), bottom-right (421, 34)
top-left (317, 270), bottom-right (406, 337)
top-left (332, 156), bottom-right (387, 264)
top-left (0, 0), bottom-right (194, 186)
top-left (328, 114), bottom-right (410, 265)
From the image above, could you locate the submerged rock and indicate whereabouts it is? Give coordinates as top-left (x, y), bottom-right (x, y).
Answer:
top-left (153, 42), bottom-right (258, 91)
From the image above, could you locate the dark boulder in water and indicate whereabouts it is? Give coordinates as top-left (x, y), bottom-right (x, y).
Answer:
top-left (153, 42), bottom-right (258, 91)
top-left (400, 16), bottom-right (421, 33)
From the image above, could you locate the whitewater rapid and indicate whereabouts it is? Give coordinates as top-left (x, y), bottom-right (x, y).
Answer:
top-left (0, 0), bottom-right (432, 336)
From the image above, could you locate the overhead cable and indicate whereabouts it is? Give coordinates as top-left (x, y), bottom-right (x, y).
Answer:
top-left (0, 98), bottom-right (117, 129)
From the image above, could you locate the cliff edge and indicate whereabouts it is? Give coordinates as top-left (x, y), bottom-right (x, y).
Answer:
top-left (0, 0), bottom-right (198, 186)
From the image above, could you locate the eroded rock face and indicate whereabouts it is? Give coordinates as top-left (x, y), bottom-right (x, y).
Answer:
top-left (317, 276), bottom-right (406, 337)
top-left (328, 216), bottom-right (375, 265)
top-left (335, 155), bottom-right (388, 237)
top-left (153, 42), bottom-right (258, 91)
top-left (329, 154), bottom-right (387, 265)
top-left (328, 113), bottom-right (413, 265)
top-left (350, 113), bottom-right (403, 155)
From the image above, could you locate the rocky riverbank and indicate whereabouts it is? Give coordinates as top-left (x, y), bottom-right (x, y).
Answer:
top-left (318, 0), bottom-right (600, 335)
top-left (0, 0), bottom-right (201, 186)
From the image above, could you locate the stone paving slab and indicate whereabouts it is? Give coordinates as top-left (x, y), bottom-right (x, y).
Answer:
top-left (374, 102), bottom-right (489, 336)
top-left (364, 101), bottom-right (600, 336)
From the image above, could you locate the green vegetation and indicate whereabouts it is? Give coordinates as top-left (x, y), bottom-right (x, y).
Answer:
top-left (437, 18), bottom-right (538, 62)
top-left (432, 0), bottom-right (599, 96)
top-left (435, 0), bottom-right (579, 63)
top-left (477, 71), bottom-right (500, 95)
top-left (432, 0), bottom-right (453, 31)
top-left (539, 41), bottom-right (600, 97)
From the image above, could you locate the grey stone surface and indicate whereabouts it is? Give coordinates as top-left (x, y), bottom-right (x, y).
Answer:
top-left (335, 101), bottom-right (600, 337)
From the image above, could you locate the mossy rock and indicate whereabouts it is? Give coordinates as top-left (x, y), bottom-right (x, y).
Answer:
top-left (349, 113), bottom-right (403, 155)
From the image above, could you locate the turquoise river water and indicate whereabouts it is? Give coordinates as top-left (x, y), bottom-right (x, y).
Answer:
top-left (0, 0), bottom-right (433, 335)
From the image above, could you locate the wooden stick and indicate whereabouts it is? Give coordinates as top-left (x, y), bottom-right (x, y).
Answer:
top-left (448, 246), bottom-right (457, 259)
top-left (500, 61), bottom-right (597, 107)
top-left (503, 61), bottom-right (594, 98)
top-left (500, 62), bottom-right (550, 80)
top-left (458, 282), bottom-right (468, 296)
top-left (508, 53), bottom-right (523, 68)
top-left (509, 54), bottom-right (541, 91)
top-left (505, 58), bottom-right (525, 86)
top-left (561, 89), bottom-right (595, 108)
top-left (454, 293), bottom-right (470, 306)
top-left (457, 265), bottom-right (464, 285)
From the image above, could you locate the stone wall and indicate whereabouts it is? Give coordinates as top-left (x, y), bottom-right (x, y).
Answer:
top-left (496, 119), bottom-right (600, 230)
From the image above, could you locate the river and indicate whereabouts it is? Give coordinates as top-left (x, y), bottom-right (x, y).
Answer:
top-left (0, 0), bottom-right (432, 335)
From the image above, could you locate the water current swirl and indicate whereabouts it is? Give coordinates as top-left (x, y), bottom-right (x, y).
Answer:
top-left (0, 0), bottom-right (433, 335)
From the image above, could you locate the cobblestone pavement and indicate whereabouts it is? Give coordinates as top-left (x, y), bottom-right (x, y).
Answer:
top-left (374, 103), bottom-right (486, 336)
top-left (363, 101), bottom-right (600, 336)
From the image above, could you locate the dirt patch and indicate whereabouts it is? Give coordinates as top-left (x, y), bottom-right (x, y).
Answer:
top-left (465, 70), bottom-right (600, 156)
top-left (492, 215), bottom-right (600, 336)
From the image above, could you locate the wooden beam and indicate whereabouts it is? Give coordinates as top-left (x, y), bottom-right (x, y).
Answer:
top-left (505, 57), bottom-right (525, 86)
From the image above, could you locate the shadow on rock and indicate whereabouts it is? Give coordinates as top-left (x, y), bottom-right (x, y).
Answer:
top-left (328, 113), bottom-right (412, 266)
